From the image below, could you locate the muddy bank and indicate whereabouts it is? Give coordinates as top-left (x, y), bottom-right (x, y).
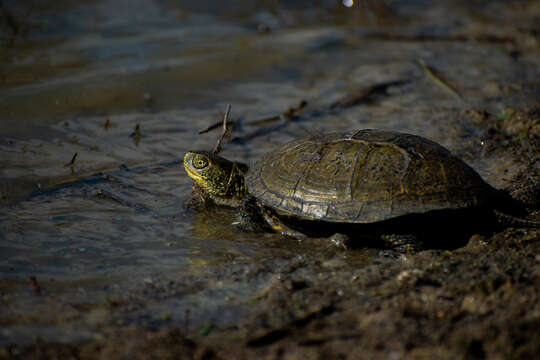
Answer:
top-left (4, 226), bottom-right (540, 359)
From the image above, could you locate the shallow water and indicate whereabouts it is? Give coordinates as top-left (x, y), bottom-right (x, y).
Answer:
top-left (1, 0), bottom-right (539, 346)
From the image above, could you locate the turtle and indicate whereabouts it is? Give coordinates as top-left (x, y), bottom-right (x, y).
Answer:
top-left (183, 129), bottom-right (538, 252)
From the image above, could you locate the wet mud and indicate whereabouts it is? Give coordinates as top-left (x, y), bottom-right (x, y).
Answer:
top-left (1, 0), bottom-right (539, 359)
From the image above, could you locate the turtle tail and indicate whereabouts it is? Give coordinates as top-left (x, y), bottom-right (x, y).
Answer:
top-left (488, 183), bottom-right (540, 228)
top-left (494, 209), bottom-right (540, 228)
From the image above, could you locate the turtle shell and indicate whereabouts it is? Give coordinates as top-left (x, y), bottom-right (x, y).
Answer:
top-left (245, 129), bottom-right (496, 223)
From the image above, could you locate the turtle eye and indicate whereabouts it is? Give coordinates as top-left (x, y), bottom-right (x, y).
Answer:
top-left (192, 155), bottom-right (209, 169)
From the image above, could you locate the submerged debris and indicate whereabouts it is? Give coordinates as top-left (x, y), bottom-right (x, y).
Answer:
top-left (29, 276), bottom-right (40, 295)
top-left (417, 59), bottom-right (462, 101)
top-left (129, 124), bottom-right (142, 145)
top-left (198, 79), bottom-right (410, 146)
top-left (330, 80), bottom-right (409, 108)
top-left (63, 152), bottom-right (78, 174)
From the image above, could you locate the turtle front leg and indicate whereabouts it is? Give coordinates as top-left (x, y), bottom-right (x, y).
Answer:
top-left (259, 207), bottom-right (307, 238)
top-left (255, 203), bottom-right (353, 248)
top-left (236, 197), bottom-right (274, 233)
top-left (237, 196), bottom-right (304, 236)
top-left (380, 234), bottom-right (424, 254)
top-left (241, 196), bottom-right (355, 249)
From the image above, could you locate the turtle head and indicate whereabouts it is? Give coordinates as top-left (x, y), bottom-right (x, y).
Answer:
top-left (184, 151), bottom-right (249, 206)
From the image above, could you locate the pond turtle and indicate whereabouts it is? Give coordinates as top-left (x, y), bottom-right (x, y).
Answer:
top-left (184, 129), bottom-right (538, 252)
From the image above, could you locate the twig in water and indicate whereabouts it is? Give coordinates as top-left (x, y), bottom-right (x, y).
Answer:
top-left (130, 124), bottom-right (142, 146)
top-left (199, 122), bottom-right (223, 135)
top-left (64, 152), bottom-right (78, 174)
top-left (200, 100), bottom-right (307, 136)
top-left (248, 100), bottom-right (308, 126)
top-left (212, 104), bottom-right (231, 155)
top-left (330, 80), bottom-right (409, 109)
top-left (199, 115), bottom-right (236, 135)
top-left (129, 124), bottom-right (142, 138)
top-left (231, 122), bottom-right (288, 144)
top-left (417, 59), bottom-right (462, 101)
top-left (361, 32), bottom-right (516, 44)
top-left (29, 276), bottom-right (41, 295)
top-left (64, 152), bottom-right (78, 168)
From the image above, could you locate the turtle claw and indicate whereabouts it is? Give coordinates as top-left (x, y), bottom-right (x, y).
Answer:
top-left (380, 234), bottom-right (423, 254)
top-left (328, 233), bottom-right (351, 250)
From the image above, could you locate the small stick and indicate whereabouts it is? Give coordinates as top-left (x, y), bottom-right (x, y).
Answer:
top-left (248, 100), bottom-right (308, 126)
top-left (199, 100), bottom-right (307, 135)
top-left (417, 59), bottom-right (462, 101)
top-left (361, 32), bottom-right (515, 44)
top-left (64, 152), bottom-right (78, 167)
top-left (199, 121), bottom-right (223, 135)
top-left (29, 276), bottom-right (41, 295)
top-left (212, 104), bottom-right (231, 155)
top-left (330, 86), bottom-right (376, 109)
top-left (330, 80), bottom-right (409, 109)
top-left (129, 124), bottom-right (142, 146)
top-left (64, 152), bottom-right (78, 173)
top-left (232, 122), bottom-right (287, 144)
top-left (129, 124), bottom-right (142, 138)
top-left (246, 115), bottom-right (280, 126)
